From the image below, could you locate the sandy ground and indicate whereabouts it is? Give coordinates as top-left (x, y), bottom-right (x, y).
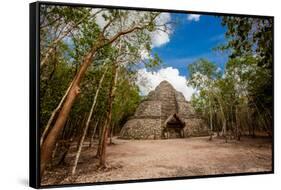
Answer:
top-left (41, 136), bottom-right (272, 186)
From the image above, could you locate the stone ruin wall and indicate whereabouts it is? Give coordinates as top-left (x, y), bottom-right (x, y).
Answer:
top-left (119, 81), bottom-right (209, 139)
top-left (183, 118), bottom-right (209, 137)
top-left (148, 83), bottom-right (177, 118)
top-left (120, 117), bottom-right (209, 139)
top-left (120, 100), bottom-right (163, 139)
top-left (120, 118), bottom-right (162, 139)
top-left (134, 100), bottom-right (161, 117)
top-left (175, 91), bottom-right (209, 137)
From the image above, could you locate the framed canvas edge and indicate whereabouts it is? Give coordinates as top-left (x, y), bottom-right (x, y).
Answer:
top-left (29, 1), bottom-right (275, 189)
top-left (30, 2), bottom-right (41, 189)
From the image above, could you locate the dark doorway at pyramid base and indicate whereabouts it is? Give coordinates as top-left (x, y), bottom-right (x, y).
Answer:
top-left (163, 113), bottom-right (185, 139)
top-left (165, 126), bottom-right (184, 138)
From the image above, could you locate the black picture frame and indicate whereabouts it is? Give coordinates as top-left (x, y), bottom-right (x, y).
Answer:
top-left (30, 1), bottom-right (274, 188)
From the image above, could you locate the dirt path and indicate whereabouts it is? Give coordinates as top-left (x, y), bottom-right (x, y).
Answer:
top-left (42, 137), bottom-right (272, 186)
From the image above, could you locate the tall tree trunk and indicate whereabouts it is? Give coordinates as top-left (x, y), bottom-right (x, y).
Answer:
top-left (51, 119), bottom-right (70, 160)
top-left (109, 124), bottom-right (115, 144)
top-left (40, 23), bottom-right (155, 176)
top-left (40, 51), bottom-right (96, 176)
top-left (40, 80), bottom-right (73, 146)
top-left (235, 107), bottom-right (241, 140)
top-left (89, 118), bottom-right (100, 148)
top-left (61, 119), bottom-right (70, 140)
top-left (76, 114), bottom-right (88, 150)
top-left (96, 119), bottom-right (104, 158)
top-left (99, 127), bottom-right (109, 167)
top-left (99, 63), bottom-right (119, 167)
top-left (209, 110), bottom-right (213, 140)
top-left (222, 119), bottom-right (227, 142)
top-left (247, 107), bottom-right (252, 136)
top-left (208, 96), bottom-right (213, 140)
top-left (71, 67), bottom-right (108, 175)
top-left (216, 95), bottom-right (227, 140)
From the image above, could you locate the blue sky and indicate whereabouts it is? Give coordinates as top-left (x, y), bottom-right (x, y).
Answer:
top-left (136, 13), bottom-right (230, 100)
top-left (152, 13), bottom-right (229, 76)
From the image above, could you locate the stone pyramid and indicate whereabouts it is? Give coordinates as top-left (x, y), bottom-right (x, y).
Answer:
top-left (120, 80), bottom-right (208, 139)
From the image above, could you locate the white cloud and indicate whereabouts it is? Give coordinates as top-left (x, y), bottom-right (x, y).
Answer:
top-left (150, 13), bottom-right (172, 47)
top-left (137, 67), bottom-right (195, 101)
top-left (187, 14), bottom-right (201, 22)
top-left (150, 30), bottom-right (170, 47)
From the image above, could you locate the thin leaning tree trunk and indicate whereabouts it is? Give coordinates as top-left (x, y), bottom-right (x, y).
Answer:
top-left (96, 118), bottom-right (105, 158)
top-left (40, 21), bottom-right (157, 176)
top-left (99, 63), bottom-right (119, 167)
top-left (40, 80), bottom-right (74, 146)
top-left (235, 106), bottom-right (241, 140)
top-left (109, 123), bottom-right (116, 144)
top-left (208, 94), bottom-right (213, 140)
top-left (89, 118), bottom-right (101, 148)
top-left (76, 114), bottom-right (88, 150)
top-left (214, 93), bottom-right (227, 138)
top-left (71, 66), bottom-right (108, 175)
top-left (40, 50), bottom-right (95, 176)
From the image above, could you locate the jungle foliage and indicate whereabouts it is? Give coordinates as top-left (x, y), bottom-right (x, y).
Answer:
top-left (188, 16), bottom-right (273, 140)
